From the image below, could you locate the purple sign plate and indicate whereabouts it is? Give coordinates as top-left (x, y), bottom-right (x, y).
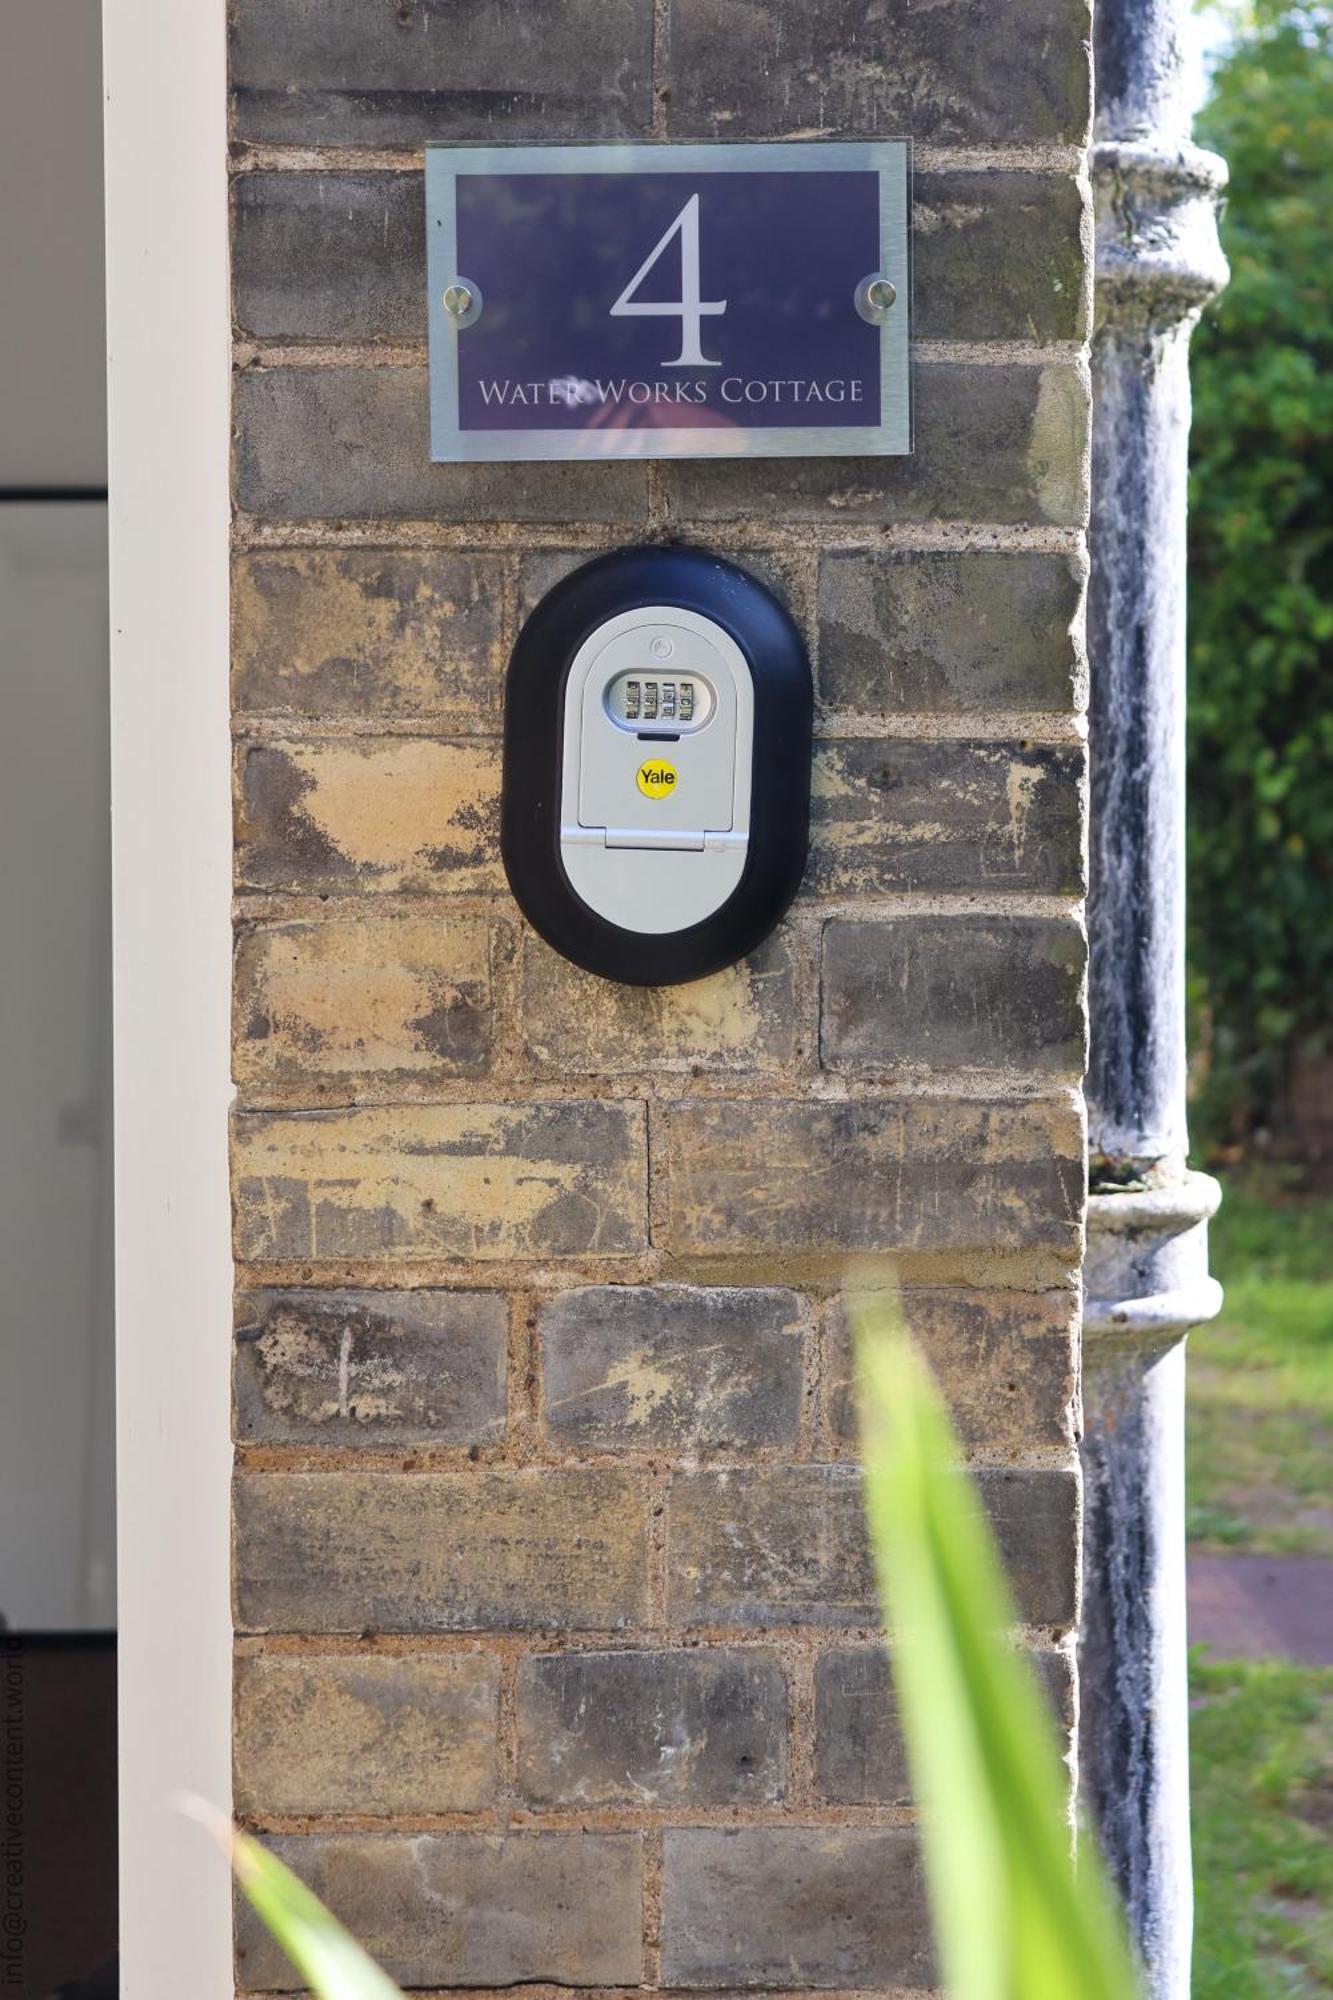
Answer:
top-left (426, 142), bottom-right (909, 463)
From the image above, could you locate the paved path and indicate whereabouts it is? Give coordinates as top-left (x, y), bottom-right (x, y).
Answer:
top-left (1188, 1553), bottom-right (1333, 1665)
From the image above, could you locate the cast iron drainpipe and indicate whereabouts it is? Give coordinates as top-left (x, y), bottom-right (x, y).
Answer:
top-left (1080, 0), bottom-right (1228, 1994)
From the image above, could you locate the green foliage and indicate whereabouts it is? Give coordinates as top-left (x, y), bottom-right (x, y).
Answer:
top-left (1187, 1), bottom-right (1333, 1144)
top-left (852, 1292), bottom-right (1139, 2000)
top-left (1191, 1654), bottom-right (1333, 1998)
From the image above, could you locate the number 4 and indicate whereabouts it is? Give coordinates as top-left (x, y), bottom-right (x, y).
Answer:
top-left (609, 193), bottom-right (727, 368)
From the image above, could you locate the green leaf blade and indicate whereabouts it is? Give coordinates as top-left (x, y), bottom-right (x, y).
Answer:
top-left (852, 1289), bottom-right (1142, 2000)
top-left (230, 1829), bottom-right (404, 2000)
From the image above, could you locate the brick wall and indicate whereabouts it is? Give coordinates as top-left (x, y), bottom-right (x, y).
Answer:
top-left (228, 1), bottom-right (1093, 1989)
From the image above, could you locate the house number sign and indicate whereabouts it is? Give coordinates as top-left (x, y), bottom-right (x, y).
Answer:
top-left (426, 142), bottom-right (910, 463)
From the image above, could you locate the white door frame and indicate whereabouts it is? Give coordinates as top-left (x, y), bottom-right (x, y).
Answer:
top-left (103, 0), bottom-right (233, 1990)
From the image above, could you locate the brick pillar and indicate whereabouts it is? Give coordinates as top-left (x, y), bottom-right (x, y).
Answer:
top-left (227, 3), bottom-right (1094, 1990)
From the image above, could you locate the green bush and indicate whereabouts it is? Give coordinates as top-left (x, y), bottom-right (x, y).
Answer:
top-left (1187, 1), bottom-right (1333, 1146)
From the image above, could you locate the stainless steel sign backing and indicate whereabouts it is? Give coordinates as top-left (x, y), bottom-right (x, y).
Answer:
top-left (426, 142), bottom-right (911, 463)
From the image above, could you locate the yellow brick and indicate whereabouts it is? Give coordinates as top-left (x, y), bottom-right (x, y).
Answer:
top-left (234, 1469), bottom-right (652, 1631)
top-left (233, 1101), bottom-right (648, 1263)
top-left (235, 737), bottom-right (501, 893)
top-left (234, 916), bottom-right (492, 1098)
top-left (234, 1651), bottom-right (500, 1814)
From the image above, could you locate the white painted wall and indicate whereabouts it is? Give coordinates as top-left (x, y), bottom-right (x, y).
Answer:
top-left (0, 1), bottom-right (114, 1632)
top-left (0, 502), bottom-right (115, 1630)
top-left (0, 3), bottom-right (107, 488)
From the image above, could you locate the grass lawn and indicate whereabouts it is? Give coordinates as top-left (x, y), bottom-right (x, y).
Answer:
top-left (1188, 1169), bottom-right (1333, 1996)
top-left (1186, 1169), bottom-right (1333, 1556)
top-left (1192, 1655), bottom-right (1333, 1999)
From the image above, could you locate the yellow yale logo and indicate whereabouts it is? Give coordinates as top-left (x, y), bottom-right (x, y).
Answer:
top-left (636, 757), bottom-right (679, 799)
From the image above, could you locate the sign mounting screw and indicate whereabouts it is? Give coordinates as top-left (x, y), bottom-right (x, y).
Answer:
top-left (442, 279), bottom-right (483, 327)
top-left (854, 274), bottom-right (898, 323)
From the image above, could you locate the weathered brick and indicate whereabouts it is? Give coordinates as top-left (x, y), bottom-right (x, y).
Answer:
top-left (233, 1289), bottom-right (508, 1447)
top-left (817, 548), bottom-right (1088, 717)
top-left (914, 171), bottom-right (1092, 342)
top-left (517, 546), bottom-right (798, 626)
top-left (517, 1648), bottom-right (787, 1806)
top-left (232, 169), bottom-right (1088, 348)
top-left (824, 1290), bottom-right (1078, 1454)
top-left (517, 548), bottom-right (618, 623)
top-left (980, 1466), bottom-right (1082, 1628)
top-left (234, 366), bottom-right (649, 522)
top-left (234, 737), bottom-right (501, 896)
top-left (540, 1286), bottom-right (804, 1450)
top-left (660, 1827), bottom-right (932, 1989)
top-left (820, 916), bottom-right (1086, 1075)
top-left (233, 1651), bottom-right (499, 1816)
top-left (233, 1101), bottom-right (647, 1265)
top-left (808, 740), bottom-right (1086, 897)
top-left (664, 0), bottom-right (1090, 146)
top-left (521, 931), bottom-right (799, 1073)
top-left (232, 172), bottom-right (425, 342)
top-left (669, 1466), bottom-right (871, 1627)
top-left (234, 917), bottom-right (493, 1099)
top-left (668, 1464), bottom-right (1078, 1627)
top-left (234, 1469), bottom-right (651, 1631)
top-left (813, 1645), bottom-right (1075, 1804)
top-left (231, 551), bottom-right (504, 725)
top-left (663, 1098), bottom-right (1084, 1259)
top-left (229, 0), bottom-right (654, 146)
top-left (813, 1648), bottom-right (912, 1807)
top-left (666, 361), bottom-right (1090, 528)
top-left (235, 1832), bottom-right (643, 1990)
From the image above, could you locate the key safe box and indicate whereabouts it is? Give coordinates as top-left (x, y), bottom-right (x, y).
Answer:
top-left (501, 546), bottom-right (813, 986)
